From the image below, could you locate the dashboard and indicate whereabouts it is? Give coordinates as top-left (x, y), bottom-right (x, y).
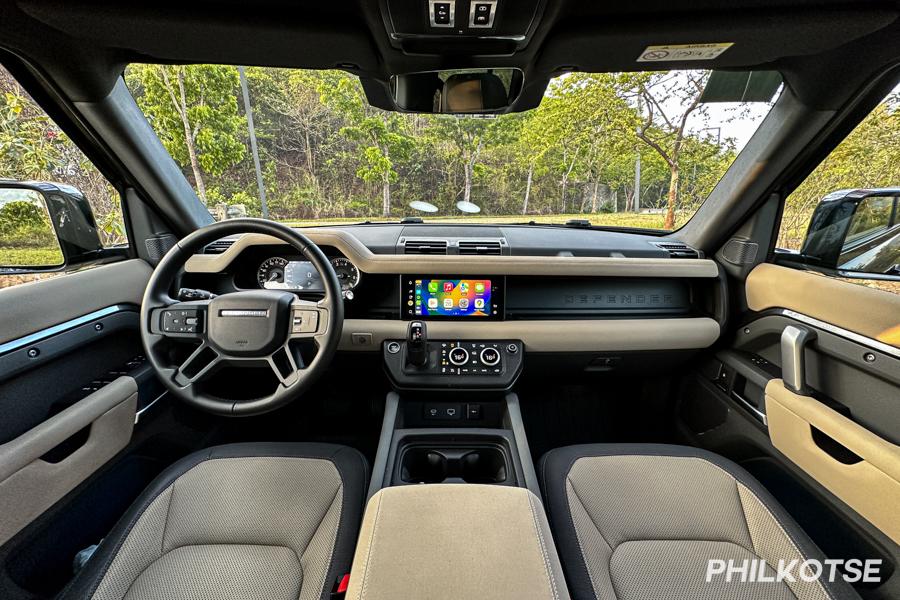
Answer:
top-left (179, 224), bottom-right (725, 358)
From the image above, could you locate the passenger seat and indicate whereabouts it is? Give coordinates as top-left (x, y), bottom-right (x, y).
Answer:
top-left (539, 444), bottom-right (860, 600)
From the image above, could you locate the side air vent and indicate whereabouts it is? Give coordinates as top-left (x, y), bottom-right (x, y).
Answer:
top-left (204, 239), bottom-right (235, 254)
top-left (458, 240), bottom-right (502, 255)
top-left (404, 240), bottom-right (448, 255)
top-left (654, 241), bottom-right (701, 259)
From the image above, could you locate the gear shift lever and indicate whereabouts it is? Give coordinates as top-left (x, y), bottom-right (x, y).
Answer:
top-left (407, 321), bottom-right (428, 367)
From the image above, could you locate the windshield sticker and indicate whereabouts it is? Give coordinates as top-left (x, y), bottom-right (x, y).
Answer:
top-left (637, 43), bottom-right (733, 62)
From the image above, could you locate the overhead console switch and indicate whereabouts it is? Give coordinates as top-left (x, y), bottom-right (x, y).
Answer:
top-left (428, 0), bottom-right (455, 27)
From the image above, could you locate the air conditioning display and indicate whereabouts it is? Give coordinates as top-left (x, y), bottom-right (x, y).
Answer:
top-left (401, 276), bottom-right (504, 320)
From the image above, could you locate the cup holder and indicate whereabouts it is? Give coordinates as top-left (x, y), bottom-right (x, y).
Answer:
top-left (398, 444), bottom-right (511, 485)
top-left (400, 449), bottom-right (448, 484)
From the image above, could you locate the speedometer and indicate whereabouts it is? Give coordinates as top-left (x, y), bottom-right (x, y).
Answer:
top-left (257, 257), bottom-right (289, 289)
top-left (330, 257), bottom-right (360, 291)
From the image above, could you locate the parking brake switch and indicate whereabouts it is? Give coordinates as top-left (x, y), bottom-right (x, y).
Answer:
top-left (407, 321), bottom-right (429, 368)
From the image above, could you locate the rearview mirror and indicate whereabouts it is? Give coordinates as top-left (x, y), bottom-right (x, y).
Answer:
top-left (799, 189), bottom-right (900, 276)
top-left (391, 68), bottom-right (524, 114)
top-left (0, 181), bottom-right (103, 270)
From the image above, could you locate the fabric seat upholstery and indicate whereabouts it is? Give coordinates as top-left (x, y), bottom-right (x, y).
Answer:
top-left (60, 442), bottom-right (367, 600)
top-left (540, 444), bottom-right (860, 600)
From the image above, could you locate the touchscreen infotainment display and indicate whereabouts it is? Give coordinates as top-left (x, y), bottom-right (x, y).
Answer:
top-left (402, 277), bottom-right (503, 319)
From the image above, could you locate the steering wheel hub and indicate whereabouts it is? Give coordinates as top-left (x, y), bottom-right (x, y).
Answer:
top-left (206, 290), bottom-right (294, 357)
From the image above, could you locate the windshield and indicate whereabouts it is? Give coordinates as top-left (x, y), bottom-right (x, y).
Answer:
top-left (124, 66), bottom-right (777, 230)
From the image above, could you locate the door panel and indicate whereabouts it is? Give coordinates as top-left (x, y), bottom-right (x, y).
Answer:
top-left (746, 263), bottom-right (900, 346)
top-left (0, 260), bottom-right (151, 346)
top-left (766, 378), bottom-right (900, 545)
top-left (0, 378), bottom-right (137, 546)
top-left (0, 259), bottom-right (154, 545)
top-left (678, 262), bottom-right (900, 598)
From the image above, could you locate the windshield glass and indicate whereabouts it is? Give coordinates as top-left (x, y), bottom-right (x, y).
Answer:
top-left (124, 66), bottom-right (778, 230)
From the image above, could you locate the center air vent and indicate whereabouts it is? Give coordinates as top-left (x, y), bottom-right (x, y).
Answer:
top-left (459, 240), bottom-right (502, 255)
top-left (653, 241), bottom-right (701, 259)
top-left (204, 239), bottom-right (235, 254)
top-left (404, 240), bottom-right (448, 255)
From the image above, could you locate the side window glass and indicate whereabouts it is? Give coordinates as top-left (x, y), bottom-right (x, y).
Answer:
top-left (777, 84), bottom-right (899, 294)
top-left (1, 64), bottom-right (125, 288)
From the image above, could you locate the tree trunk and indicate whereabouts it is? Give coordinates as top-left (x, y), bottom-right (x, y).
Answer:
top-left (664, 165), bottom-right (679, 229)
top-left (522, 161), bottom-right (534, 215)
top-left (175, 69), bottom-right (207, 204)
top-left (590, 180), bottom-right (600, 213)
top-left (560, 176), bottom-right (568, 213)
top-left (463, 158), bottom-right (475, 204)
top-left (382, 174), bottom-right (391, 217)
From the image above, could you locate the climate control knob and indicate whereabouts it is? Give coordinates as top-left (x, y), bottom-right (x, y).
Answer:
top-left (480, 347), bottom-right (501, 366)
top-left (448, 347), bottom-right (470, 366)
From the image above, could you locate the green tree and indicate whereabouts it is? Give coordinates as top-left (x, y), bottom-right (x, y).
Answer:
top-left (316, 72), bottom-right (413, 217)
top-left (126, 64), bottom-right (247, 203)
top-left (618, 71), bottom-right (709, 228)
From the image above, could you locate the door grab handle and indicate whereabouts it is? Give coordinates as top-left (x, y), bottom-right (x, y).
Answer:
top-left (781, 325), bottom-right (816, 394)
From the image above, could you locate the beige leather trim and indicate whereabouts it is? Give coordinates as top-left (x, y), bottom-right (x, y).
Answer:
top-left (184, 231), bottom-right (720, 278)
top-left (346, 484), bottom-right (569, 600)
top-left (765, 379), bottom-right (900, 544)
top-left (0, 377), bottom-right (138, 545)
top-left (340, 317), bottom-right (720, 352)
top-left (0, 259), bottom-right (151, 345)
top-left (746, 263), bottom-right (900, 347)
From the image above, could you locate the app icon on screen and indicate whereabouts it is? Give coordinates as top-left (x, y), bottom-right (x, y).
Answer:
top-left (459, 298), bottom-right (469, 309)
top-left (428, 281), bottom-right (439, 293)
top-left (474, 298), bottom-right (485, 309)
top-left (443, 298), bottom-right (454, 309)
top-left (475, 282), bottom-right (485, 293)
top-left (443, 282), bottom-right (454, 293)
top-left (428, 298), bottom-right (438, 309)
top-left (459, 282), bottom-right (469, 294)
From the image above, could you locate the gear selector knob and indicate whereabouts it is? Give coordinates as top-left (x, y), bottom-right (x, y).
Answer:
top-left (407, 321), bottom-right (429, 367)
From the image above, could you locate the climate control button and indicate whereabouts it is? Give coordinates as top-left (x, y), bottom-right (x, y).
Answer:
top-left (480, 347), bottom-right (501, 366)
top-left (448, 347), bottom-right (470, 366)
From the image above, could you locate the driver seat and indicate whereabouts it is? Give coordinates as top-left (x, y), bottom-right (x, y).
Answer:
top-left (59, 443), bottom-right (368, 600)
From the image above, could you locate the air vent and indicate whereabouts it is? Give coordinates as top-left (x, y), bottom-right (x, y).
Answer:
top-left (204, 239), bottom-right (235, 254)
top-left (404, 240), bottom-right (448, 255)
top-left (654, 241), bottom-right (700, 259)
top-left (459, 240), bottom-right (502, 255)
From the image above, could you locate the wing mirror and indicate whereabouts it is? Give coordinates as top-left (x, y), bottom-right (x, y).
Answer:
top-left (391, 68), bottom-right (524, 114)
top-left (798, 189), bottom-right (900, 276)
top-left (0, 181), bottom-right (103, 270)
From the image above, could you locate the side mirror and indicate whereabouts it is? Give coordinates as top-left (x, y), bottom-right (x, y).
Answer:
top-left (0, 181), bottom-right (103, 270)
top-left (799, 189), bottom-right (900, 276)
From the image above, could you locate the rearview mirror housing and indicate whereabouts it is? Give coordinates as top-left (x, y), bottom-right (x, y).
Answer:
top-left (391, 68), bottom-right (524, 114)
top-left (798, 189), bottom-right (900, 276)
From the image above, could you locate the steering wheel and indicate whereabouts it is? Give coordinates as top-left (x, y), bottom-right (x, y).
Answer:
top-left (140, 219), bottom-right (343, 416)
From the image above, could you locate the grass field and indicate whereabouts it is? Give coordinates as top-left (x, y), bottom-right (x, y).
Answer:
top-left (0, 246), bottom-right (64, 267)
top-left (281, 212), bottom-right (677, 229)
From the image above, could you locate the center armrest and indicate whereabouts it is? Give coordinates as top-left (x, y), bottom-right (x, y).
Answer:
top-left (346, 484), bottom-right (569, 600)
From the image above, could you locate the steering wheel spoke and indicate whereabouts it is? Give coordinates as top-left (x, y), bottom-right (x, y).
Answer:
top-left (267, 343), bottom-right (302, 388)
top-left (172, 343), bottom-right (222, 387)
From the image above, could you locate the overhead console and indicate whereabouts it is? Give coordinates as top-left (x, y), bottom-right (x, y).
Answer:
top-left (380, 0), bottom-right (547, 54)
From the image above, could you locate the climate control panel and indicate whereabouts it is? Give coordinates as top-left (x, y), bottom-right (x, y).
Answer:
top-left (383, 339), bottom-right (523, 389)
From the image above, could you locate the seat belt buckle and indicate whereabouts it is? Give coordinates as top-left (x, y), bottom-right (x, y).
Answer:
top-left (330, 573), bottom-right (350, 599)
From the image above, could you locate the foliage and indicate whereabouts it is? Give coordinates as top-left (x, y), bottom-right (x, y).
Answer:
top-left (0, 67), bottom-right (126, 247)
top-left (778, 95), bottom-right (900, 250)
